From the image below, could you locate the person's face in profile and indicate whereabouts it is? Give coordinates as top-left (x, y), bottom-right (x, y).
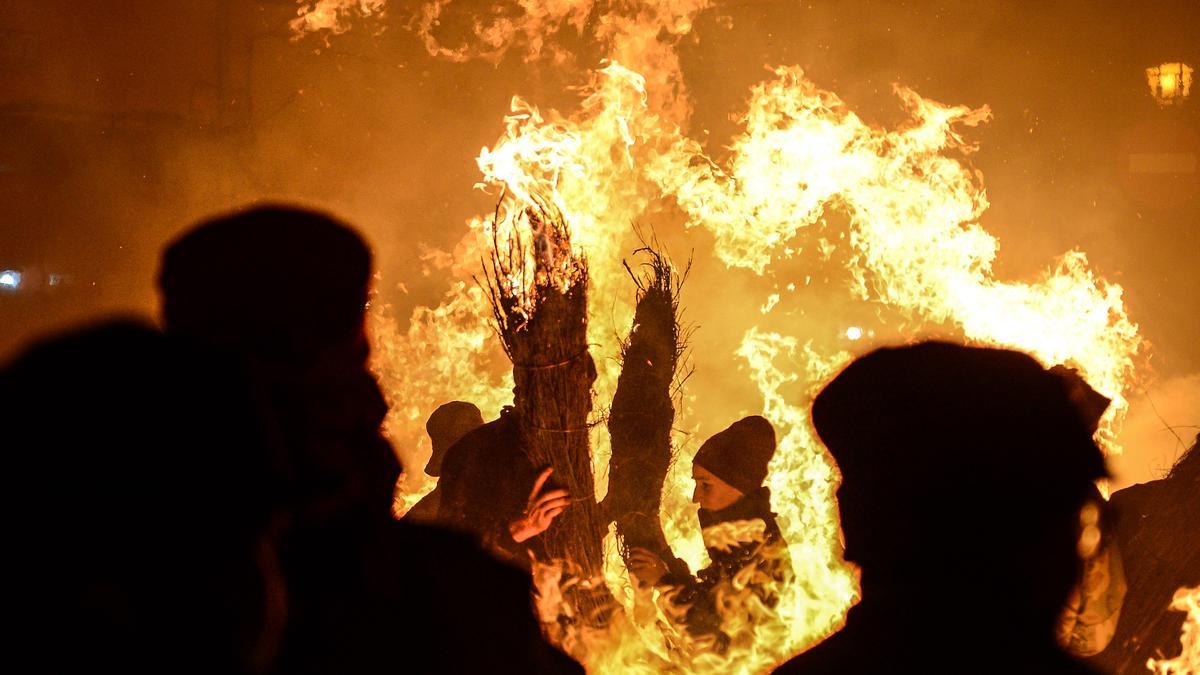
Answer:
top-left (692, 465), bottom-right (744, 512)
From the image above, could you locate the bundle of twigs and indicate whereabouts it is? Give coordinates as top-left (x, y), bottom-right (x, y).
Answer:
top-left (481, 199), bottom-right (611, 622)
top-left (603, 237), bottom-right (692, 577)
top-left (1089, 438), bottom-right (1199, 672)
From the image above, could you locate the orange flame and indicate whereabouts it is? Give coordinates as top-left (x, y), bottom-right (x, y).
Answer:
top-left (328, 4), bottom-right (1149, 671)
top-left (290, 0), bottom-right (386, 38)
top-left (652, 66), bottom-right (1140, 449)
top-left (370, 61), bottom-right (1143, 672)
top-left (1147, 586), bottom-right (1200, 674)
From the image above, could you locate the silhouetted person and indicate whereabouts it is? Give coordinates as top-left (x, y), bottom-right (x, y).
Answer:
top-left (1090, 434), bottom-right (1199, 674)
top-left (159, 206), bottom-right (398, 531)
top-left (1, 321), bottom-right (279, 674)
top-left (437, 401), bottom-right (583, 563)
top-left (1051, 365), bottom-right (1125, 658)
top-left (404, 401), bottom-right (484, 523)
top-left (159, 206), bottom-right (581, 674)
top-left (775, 342), bottom-right (1107, 675)
top-left (629, 416), bottom-right (790, 651)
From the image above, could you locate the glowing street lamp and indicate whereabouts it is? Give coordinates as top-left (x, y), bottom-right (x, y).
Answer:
top-left (1146, 62), bottom-right (1193, 107)
top-left (0, 269), bottom-right (21, 291)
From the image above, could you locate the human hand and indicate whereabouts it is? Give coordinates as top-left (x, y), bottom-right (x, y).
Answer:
top-left (628, 547), bottom-right (669, 586)
top-left (509, 467), bottom-right (571, 543)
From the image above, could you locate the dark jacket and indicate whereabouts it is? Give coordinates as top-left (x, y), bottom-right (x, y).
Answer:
top-left (659, 487), bottom-right (789, 650)
top-left (1088, 469), bottom-right (1200, 673)
top-left (404, 484), bottom-right (442, 523)
top-left (437, 409), bottom-right (541, 563)
top-left (275, 519), bottom-right (582, 675)
top-left (775, 602), bottom-right (1104, 675)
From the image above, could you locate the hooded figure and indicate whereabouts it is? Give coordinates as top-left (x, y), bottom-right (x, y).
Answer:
top-left (776, 342), bottom-right (1107, 675)
top-left (630, 416), bottom-right (791, 652)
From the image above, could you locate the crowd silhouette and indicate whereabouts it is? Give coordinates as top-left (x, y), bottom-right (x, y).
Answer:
top-left (4, 207), bottom-right (580, 675)
top-left (2, 205), bottom-right (1192, 674)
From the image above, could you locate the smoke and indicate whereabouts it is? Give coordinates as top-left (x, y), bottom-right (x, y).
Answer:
top-left (412, 0), bottom-right (595, 65)
top-left (291, 0), bottom-right (387, 37)
top-left (1112, 373), bottom-right (1200, 489)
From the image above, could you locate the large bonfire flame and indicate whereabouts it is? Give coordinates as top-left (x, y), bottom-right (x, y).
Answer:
top-left (292, 1), bottom-right (1197, 673)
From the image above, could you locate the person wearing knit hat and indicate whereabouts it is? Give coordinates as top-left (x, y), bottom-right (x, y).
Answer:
top-left (691, 415), bottom-right (777, 503)
top-left (628, 416), bottom-right (791, 651)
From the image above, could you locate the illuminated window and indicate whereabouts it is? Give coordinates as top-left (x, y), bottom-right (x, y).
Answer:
top-left (1146, 62), bottom-right (1193, 106)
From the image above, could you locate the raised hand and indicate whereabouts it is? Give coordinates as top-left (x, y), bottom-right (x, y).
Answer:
top-left (509, 466), bottom-right (572, 543)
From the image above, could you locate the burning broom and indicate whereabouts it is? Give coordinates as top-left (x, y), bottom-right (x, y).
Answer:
top-left (604, 236), bottom-right (693, 579)
top-left (480, 198), bottom-right (613, 626)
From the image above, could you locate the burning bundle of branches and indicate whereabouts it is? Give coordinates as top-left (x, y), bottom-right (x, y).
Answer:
top-left (481, 199), bottom-right (612, 625)
top-left (604, 238), bottom-right (692, 578)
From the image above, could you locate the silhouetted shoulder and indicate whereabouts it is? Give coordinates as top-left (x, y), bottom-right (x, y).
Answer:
top-left (771, 628), bottom-right (853, 674)
top-left (2, 319), bottom-right (275, 674)
top-left (377, 521), bottom-right (583, 674)
top-left (441, 414), bottom-right (520, 466)
top-left (775, 630), bottom-right (1105, 675)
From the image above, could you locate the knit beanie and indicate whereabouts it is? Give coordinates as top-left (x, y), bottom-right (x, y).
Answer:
top-left (693, 416), bottom-right (777, 495)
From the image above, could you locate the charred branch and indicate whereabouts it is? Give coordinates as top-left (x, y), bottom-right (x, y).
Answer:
top-left (481, 199), bottom-right (613, 626)
top-left (604, 232), bottom-right (692, 577)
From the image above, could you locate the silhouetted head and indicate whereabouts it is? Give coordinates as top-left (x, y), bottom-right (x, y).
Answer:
top-left (813, 342), bottom-right (1107, 635)
top-left (425, 401), bottom-right (484, 476)
top-left (692, 416), bottom-right (777, 510)
top-left (160, 206), bottom-right (398, 527)
top-left (159, 206), bottom-right (372, 364)
top-left (0, 321), bottom-right (277, 673)
top-left (1049, 364), bottom-right (1113, 434)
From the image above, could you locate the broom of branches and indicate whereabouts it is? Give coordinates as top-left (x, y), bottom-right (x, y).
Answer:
top-left (481, 199), bottom-right (612, 624)
top-left (1089, 439), bottom-right (1199, 673)
top-left (603, 237), bottom-right (693, 577)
